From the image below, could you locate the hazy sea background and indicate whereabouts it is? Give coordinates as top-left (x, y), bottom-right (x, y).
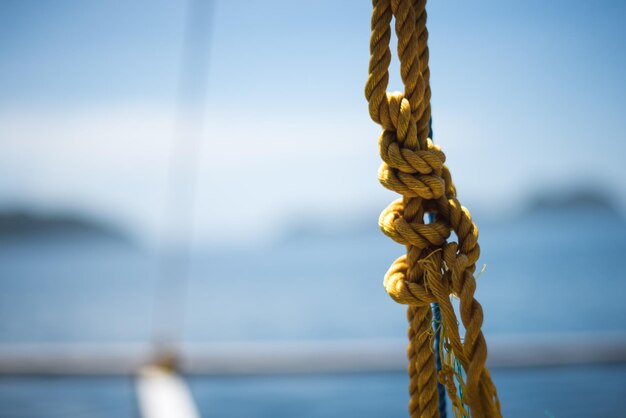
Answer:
top-left (1, 204), bottom-right (625, 344)
top-left (0, 198), bottom-right (625, 417)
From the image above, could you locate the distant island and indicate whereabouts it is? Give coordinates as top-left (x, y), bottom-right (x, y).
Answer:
top-left (279, 187), bottom-right (623, 245)
top-left (0, 210), bottom-right (132, 243)
top-left (524, 187), bottom-right (622, 218)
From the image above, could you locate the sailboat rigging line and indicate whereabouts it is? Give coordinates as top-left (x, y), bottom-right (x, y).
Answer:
top-left (153, 0), bottom-right (215, 357)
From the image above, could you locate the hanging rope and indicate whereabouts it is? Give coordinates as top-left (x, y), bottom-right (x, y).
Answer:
top-left (364, 0), bottom-right (502, 416)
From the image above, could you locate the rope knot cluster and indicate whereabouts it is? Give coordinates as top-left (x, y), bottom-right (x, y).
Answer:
top-left (379, 129), bottom-right (446, 200)
top-left (364, 0), bottom-right (502, 416)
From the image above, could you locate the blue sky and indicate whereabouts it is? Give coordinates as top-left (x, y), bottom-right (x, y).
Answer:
top-left (0, 0), bottom-right (625, 245)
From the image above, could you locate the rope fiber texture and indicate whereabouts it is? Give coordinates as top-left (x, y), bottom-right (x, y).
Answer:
top-left (364, 0), bottom-right (502, 416)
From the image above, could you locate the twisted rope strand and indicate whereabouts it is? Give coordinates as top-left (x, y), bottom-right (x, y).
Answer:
top-left (365, 0), bottom-right (501, 416)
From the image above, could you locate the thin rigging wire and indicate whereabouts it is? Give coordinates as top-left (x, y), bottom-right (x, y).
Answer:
top-left (152, 0), bottom-right (215, 358)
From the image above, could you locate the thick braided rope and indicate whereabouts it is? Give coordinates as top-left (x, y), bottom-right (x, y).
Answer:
top-left (365, 0), bottom-right (502, 417)
top-left (367, 2), bottom-right (438, 417)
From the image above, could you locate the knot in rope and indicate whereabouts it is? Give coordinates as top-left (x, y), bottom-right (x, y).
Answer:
top-left (376, 92), bottom-right (446, 200)
top-left (364, 0), bottom-right (502, 416)
top-left (380, 133), bottom-right (445, 176)
top-left (379, 199), bottom-right (449, 249)
top-left (384, 254), bottom-right (435, 306)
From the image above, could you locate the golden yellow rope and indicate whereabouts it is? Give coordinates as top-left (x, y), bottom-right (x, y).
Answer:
top-left (365, 0), bottom-right (502, 416)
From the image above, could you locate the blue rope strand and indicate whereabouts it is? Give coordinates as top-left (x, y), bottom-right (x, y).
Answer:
top-left (432, 303), bottom-right (447, 417)
top-left (429, 117), bottom-right (447, 418)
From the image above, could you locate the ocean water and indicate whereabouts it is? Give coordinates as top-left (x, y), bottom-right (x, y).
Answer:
top-left (0, 208), bottom-right (625, 416)
top-left (1, 209), bottom-right (624, 343)
top-left (2, 366), bottom-right (626, 418)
